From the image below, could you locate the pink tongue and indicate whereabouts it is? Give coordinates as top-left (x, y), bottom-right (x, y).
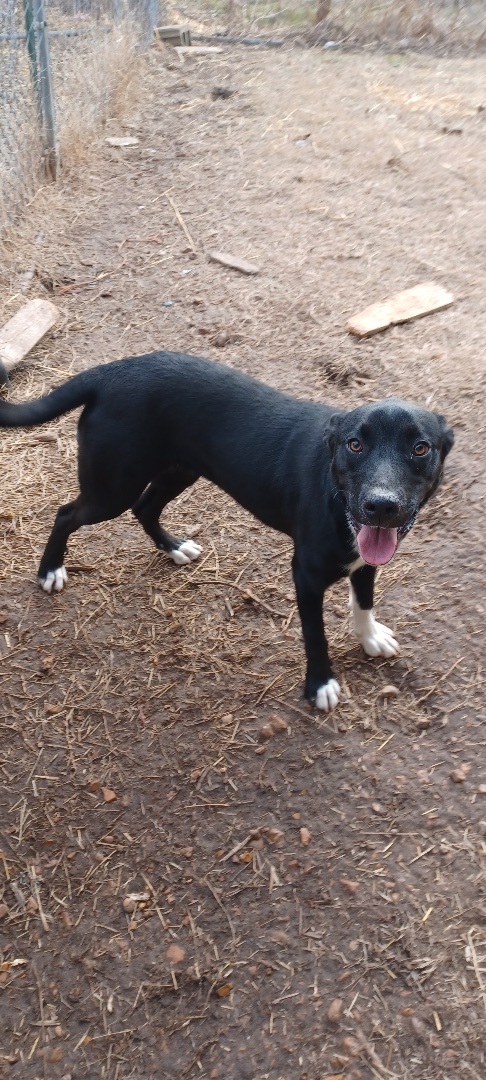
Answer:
top-left (357, 525), bottom-right (398, 566)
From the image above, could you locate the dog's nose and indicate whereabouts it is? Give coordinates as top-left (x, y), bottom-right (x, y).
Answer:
top-left (362, 493), bottom-right (400, 523)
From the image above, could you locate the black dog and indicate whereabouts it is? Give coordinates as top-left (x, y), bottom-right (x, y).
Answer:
top-left (0, 352), bottom-right (453, 710)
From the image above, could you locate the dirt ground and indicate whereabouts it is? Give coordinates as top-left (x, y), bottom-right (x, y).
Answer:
top-left (0, 41), bottom-right (485, 1080)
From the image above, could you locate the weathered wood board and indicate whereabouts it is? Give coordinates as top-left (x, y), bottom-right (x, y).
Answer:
top-left (348, 282), bottom-right (453, 338)
top-left (0, 299), bottom-right (59, 373)
top-left (208, 250), bottom-right (260, 275)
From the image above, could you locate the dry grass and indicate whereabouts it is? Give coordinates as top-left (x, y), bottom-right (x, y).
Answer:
top-left (173, 0), bottom-right (486, 48)
top-left (0, 15), bottom-right (144, 237)
top-left (52, 17), bottom-right (144, 169)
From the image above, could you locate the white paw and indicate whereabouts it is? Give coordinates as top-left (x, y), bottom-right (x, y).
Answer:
top-left (39, 566), bottom-right (68, 594)
top-left (169, 540), bottom-right (202, 565)
top-left (356, 617), bottom-right (399, 658)
top-left (315, 679), bottom-right (341, 712)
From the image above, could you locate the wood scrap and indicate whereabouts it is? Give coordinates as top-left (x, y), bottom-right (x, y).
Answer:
top-left (105, 136), bottom-right (139, 148)
top-left (348, 282), bottom-right (453, 338)
top-left (208, 250), bottom-right (260, 275)
top-left (0, 298), bottom-right (59, 380)
top-left (175, 46), bottom-right (223, 57)
top-left (156, 25), bottom-right (191, 46)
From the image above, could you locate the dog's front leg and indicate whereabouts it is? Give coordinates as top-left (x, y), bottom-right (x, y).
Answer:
top-left (292, 554), bottom-right (341, 712)
top-left (349, 564), bottom-right (399, 658)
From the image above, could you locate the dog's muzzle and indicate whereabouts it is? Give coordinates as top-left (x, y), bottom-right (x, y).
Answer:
top-left (346, 510), bottom-right (416, 566)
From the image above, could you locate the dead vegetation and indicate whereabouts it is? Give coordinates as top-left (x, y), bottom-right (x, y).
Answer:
top-left (174, 0), bottom-right (486, 49)
top-left (0, 37), bottom-right (485, 1080)
top-left (51, 16), bottom-right (144, 169)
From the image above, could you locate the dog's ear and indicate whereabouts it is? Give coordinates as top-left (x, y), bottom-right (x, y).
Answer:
top-left (327, 412), bottom-right (342, 452)
top-left (435, 414), bottom-right (454, 461)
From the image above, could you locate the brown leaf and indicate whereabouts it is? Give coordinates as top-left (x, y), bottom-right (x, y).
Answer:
top-left (215, 982), bottom-right (233, 998)
top-left (327, 997), bottom-right (344, 1022)
top-left (102, 786), bottom-right (117, 803)
top-left (39, 654), bottom-right (55, 675)
top-left (47, 1047), bottom-right (63, 1063)
top-left (44, 703), bottom-right (60, 716)
top-left (265, 827), bottom-right (284, 844)
top-left (166, 944), bottom-right (186, 965)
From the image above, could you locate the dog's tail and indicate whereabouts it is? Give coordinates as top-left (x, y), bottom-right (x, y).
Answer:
top-left (0, 368), bottom-right (97, 429)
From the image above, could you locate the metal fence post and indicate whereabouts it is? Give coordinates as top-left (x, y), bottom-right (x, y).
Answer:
top-left (23, 0), bottom-right (40, 118)
top-left (32, 0), bottom-right (59, 179)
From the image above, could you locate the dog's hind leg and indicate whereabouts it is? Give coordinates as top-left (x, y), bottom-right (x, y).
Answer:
top-left (349, 563), bottom-right (399, 658)
top-left (38, 494), bottom-right (132, 593)
top-left (132, 469), bottom-right (202, 565)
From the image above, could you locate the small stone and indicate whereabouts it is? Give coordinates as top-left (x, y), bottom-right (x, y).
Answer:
top-left (450, 764), bottom-right (471, 783)
top-left (270, 929), bottom-right (289, 945)
top-left (410, 1015), bottom-right (428, 1040)
top-left (269, 714), bottom-right (288, 733)
top-left (300, 827), bottom-right (311, 846)
top-left (166, 944), bottom-right (186, 964)
top-left (0, 902), bottom-right (9, 919)
top-left (123, 897), bottom-right (136, 913)
top-left (379, 684), bottom-right (399, 698)
top-left (212, 330), bottom-right (230, 347)
top-left (327, 997), bottom-right (344, 1022)
top-left (340, 877), bottom-right (359, 895)
top-left (415, 716), bottom-right (431, 729)
top-left (371, 802), bottom-right (384, 814)
top-left (102, 786), bottom-right (117, 802)
top-left (260, 723), bottom-right (274, 740)
top-left (341, 1035), bottom-right (361, 1056)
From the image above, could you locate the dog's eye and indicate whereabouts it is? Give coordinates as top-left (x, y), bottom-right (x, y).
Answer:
top-left (347, 438), bottom-right (363, 453)
top-left (412, 441), bottom-right (431, 458)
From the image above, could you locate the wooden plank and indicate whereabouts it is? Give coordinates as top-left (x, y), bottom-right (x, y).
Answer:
top-left (105, 136), bottom-right (139, 148)
top-left (208, 250), bottom-right (260, 275)
top-left (0, 299), bottom-right (59, 372)
top-left (175, 46), bottom-right (223, 56)
top-left (348, 282), bottom-right (454, 338)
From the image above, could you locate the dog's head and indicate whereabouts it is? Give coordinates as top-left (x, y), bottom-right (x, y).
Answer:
top-left (328, 399), bottom-right (453, 566)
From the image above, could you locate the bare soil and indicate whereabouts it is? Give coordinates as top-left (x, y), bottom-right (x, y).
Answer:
top-left (0, 43), bottom-right (485, 1080)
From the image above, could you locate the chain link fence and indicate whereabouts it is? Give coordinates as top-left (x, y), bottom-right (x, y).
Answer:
top-left (0, 2), bottom-right (41, 232)
top-left (0, 0), bottom-right (162, 234)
